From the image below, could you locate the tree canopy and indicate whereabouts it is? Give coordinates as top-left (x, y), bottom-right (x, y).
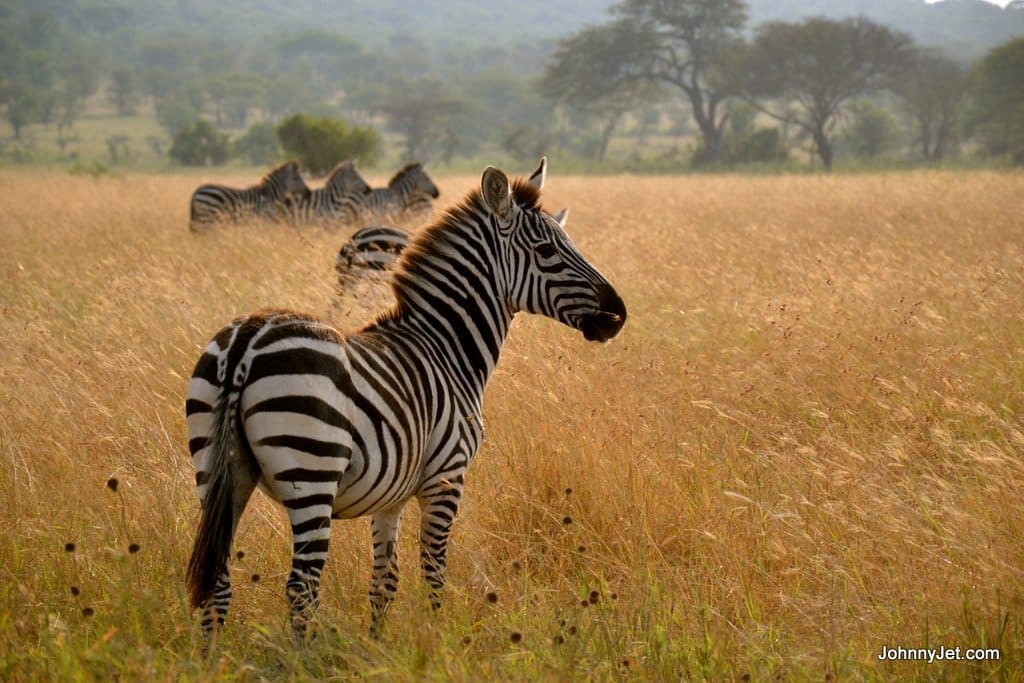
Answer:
top-left (744, 16), bottom-right (915, 170)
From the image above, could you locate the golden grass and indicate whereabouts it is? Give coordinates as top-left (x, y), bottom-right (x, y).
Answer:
top-left (1, 168), bottom-right (1022, 681)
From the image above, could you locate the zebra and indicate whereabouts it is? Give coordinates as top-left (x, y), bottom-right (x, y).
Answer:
top-left (335, 207), bottom-right (571, 289)
top-left (189, 160), bottom-right (310, 230)
top-left (336, 225), bottom-right (412, 283)
top-left (342, 162), bottom-right (440, 224)
top-left (184, 158), bottom-right (626, 644)
top-left (279, 160), bottom-right (372, 227)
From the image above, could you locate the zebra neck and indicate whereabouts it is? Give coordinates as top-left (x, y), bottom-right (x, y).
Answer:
top-left (395, 281), bottom-right (513, 393)
top-left (383, 229), bottom-right (514, 394)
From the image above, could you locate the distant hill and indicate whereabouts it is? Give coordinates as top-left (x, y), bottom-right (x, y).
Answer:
top-left (746, 0), bottom-right (1024, 61)
top-left (10, 0), bottom-right (1022, 59)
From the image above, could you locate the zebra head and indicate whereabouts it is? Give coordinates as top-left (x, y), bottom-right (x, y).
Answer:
top-left (392, 162), bottom-right (440, 199)
top-left (265, 160), bottom-right (311, 200)
top-left (482, 158), bottom-right (626, 343)
top-left (325, 159), bottom-right (371, 196)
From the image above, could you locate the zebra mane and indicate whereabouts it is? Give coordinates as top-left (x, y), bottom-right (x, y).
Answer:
top-left (262, 160), bottom-right (300, 183)
top-left (388, 162), bottom-right (423, 187)
top-left (369, 177), bottom-right (544, 328)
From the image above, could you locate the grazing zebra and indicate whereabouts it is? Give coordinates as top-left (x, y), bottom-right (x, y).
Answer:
top-left (189, 161), bottom-right (310, 230)
top-left (342, 162), bottom-right (440, 224)
top-left (335, 207), bottom-right (571, 289)
top-left (336, 225), bottom-right (412, 283)
top-left (184, 158), bottom-right (626, 643)
top-left (279, 160), bottom-right (372, 226)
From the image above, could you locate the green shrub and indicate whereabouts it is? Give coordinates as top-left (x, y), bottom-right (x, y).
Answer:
top-left (276, 113), bottom-right (380, 175)
top-left (234, 122), bottom-right (281, 165)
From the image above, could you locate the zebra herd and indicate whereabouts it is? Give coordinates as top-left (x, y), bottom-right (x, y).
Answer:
top-left (188, 159), bottom-right (438, 231)
top-left (184, 158), bottom-right (626, 647)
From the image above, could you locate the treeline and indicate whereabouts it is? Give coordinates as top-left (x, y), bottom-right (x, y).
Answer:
top-left (1, 0), bottom-right (1022, 171)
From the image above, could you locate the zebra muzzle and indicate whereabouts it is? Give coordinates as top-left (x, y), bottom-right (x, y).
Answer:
top-left (580, 285), bottom-right (626, 342)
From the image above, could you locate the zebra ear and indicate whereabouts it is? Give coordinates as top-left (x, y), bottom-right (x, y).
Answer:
top-left (527, 157), bottom-right (547, 191)
top-left (552, 207), bottom-right (569, 227)
top-left (481, 166), bottom-right (512, 221)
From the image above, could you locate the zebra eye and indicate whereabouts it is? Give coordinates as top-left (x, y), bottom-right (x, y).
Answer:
top-left (535, 242), bottom-right (557, 259)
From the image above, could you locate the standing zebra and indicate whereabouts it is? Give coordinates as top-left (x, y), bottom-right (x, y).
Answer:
top-left (279, 160), bottom-right (372, 227)
top-left (342, 162), bottom-right (440, 224)
top-left (189, 161), bottom-right (310, 230)
top-left (184, 158), bottom-right (626, 643)
top-left (335, 207), bottom-right (571, 289)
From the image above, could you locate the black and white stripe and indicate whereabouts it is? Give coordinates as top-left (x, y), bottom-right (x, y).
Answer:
top-left (279, 160), bottom-right (371, 227)
top-left (189, 161), bottom-right (310, 230)
top-left (342, 162), bottom-right (440, 224)
top-left (336, 225), bottom-right (412, 286)
top-left (335, 208), bottom-right (570, 292)
top-left (184, 158), bottom-right (626, 642)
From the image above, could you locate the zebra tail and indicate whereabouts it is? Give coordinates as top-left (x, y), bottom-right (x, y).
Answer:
top-left (186, 394), bottom-right (239, 611)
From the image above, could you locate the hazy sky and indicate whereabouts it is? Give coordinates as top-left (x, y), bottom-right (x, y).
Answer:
top-left (927, 0), bottom-right (1013, 5)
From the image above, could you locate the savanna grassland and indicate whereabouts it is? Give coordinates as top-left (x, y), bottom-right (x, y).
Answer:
top-left (1, 167), bottom-right (1023, 681)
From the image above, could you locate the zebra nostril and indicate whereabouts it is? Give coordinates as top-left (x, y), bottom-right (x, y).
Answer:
top-left (596, 284), bottom-right (626, 322)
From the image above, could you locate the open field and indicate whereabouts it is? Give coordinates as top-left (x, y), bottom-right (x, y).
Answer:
top-left (1, 168), bottom-right (1023, 680)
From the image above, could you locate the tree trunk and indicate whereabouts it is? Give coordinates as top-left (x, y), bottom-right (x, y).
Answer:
top-left (812, 128), bottom-right (833, 171)
top-left (686, 86), bottom-right (723, 165)
top-left (919, 115), bottom-right (934, 161)
top-left (596, 110), bottom-right (624, 162)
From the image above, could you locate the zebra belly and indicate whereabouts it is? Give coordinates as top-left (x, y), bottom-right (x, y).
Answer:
top-left (328, 439), bottom-right (426, 519)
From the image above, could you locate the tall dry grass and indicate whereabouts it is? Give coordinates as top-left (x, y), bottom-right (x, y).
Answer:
top-left (0, 167), bottom-right (1022, 681)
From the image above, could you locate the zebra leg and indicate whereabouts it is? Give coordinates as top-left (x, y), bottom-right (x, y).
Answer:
top-left (368, 505), bottom-right (403, 638)
top-left (284, 500), bottom-right (335, 644)
top-left (418, 476), bottom-right (464, 611)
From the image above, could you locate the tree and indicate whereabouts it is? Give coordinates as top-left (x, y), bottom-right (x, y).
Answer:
top-left (155, 97), bottom-right (200, 136)
top-left (109, 67), bottom-right (140, 116)
top-left (744, 17), bottom-right (915, 170)
top-left (234, 121), bottom-right (281, 165)
top-left (894, 48), bottom-right (966, 162)
top-left (0, 81), bottom-right (46, 139)
top-left (276, 114), bottom-right (380, 175)
top-left (843, 101), bottom-right (900, 160)
top-left (169, 119), bottom-right (229, 166)
top-left (545, 0), bottom-right (748, 165)
top-left (967, 37), bottom-right (1024, 164)
top-left (55, 58), bottom-right (101, 134)
top-left (378, 80), bottom-right (469, 162)
top-left (203, 73), bottom-right (266, 128)
top-left (540, 24), bottom-right (662, 162)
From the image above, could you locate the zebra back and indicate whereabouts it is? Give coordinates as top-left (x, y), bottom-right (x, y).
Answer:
top-left (190, 160), bottom-right (309, 229)
top-left (344, 162), bottom-right (440, 225)
top-left (278, 160), bottom-right (372, 227)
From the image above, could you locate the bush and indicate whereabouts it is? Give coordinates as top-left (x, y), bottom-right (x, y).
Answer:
top-left (169, 119), bottom-right (229, 166)
top-left (843, 101), bottom-right (900, 160)
top-left (276, 114), bottom-right (380, 175)
top-left (234, 122), bottom-right (281, 165)
top-left (725, 127), bottom-right (790, 164)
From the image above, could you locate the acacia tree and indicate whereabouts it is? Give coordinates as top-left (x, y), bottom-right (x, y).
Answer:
top-left (967, 37), bottom-right (1024, 164)
top-left (378, 80), bottom-right (469, 163)
top-left (744, 17), bottom-right (915, 170)
top-left (544, 0), bottom-right (748, 165)
top-left (894, 49), bottom-right (966, 162)
top-left (540, 24), bottom-right (662, 161)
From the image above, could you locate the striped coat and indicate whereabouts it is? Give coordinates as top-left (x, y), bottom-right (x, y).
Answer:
top-left (279, 160), bottom-right (371, 227)
top-left (189, 161), bottom-right (310, 230)
top-left (184, 159), bottom-right (626, 642)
